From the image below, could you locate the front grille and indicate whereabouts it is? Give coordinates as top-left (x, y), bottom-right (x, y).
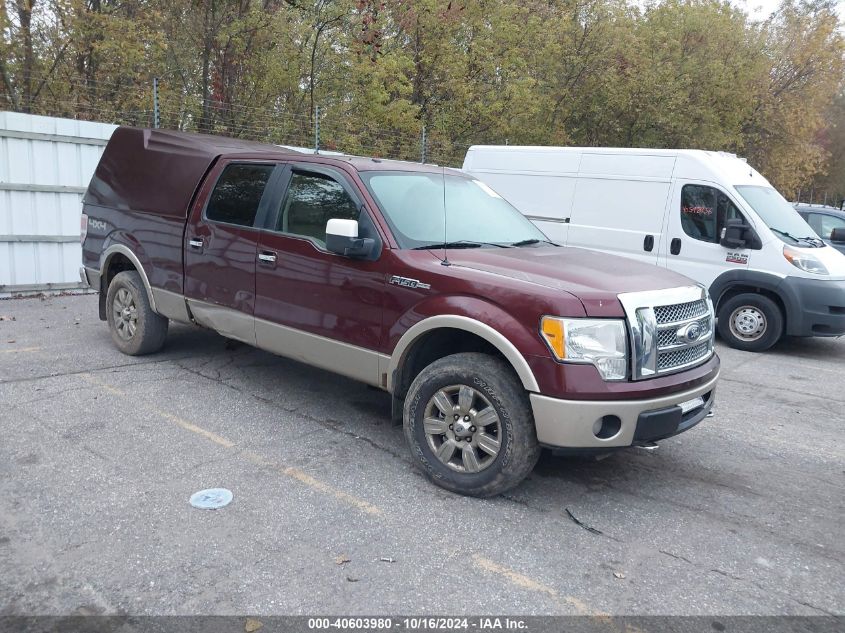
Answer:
top-left (657, 316), bottom-right (711, 348)
top-left (654, 300), bottom-right (712, 374)
top-left (620, 287), bottom-right (715, 380)
top-left (657, 342), bottom-right (711, 371)
top-left (654, 299), bottom-right (708, 325)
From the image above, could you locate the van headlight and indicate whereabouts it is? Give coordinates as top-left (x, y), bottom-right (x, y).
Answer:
top-left (540, 316), bottom-right (628, 381)
top-left (783, 245), bottom-right (828, 275)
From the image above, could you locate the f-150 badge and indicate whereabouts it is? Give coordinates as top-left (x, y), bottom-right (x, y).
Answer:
top-left (389, 275), bottom-right (431, 290)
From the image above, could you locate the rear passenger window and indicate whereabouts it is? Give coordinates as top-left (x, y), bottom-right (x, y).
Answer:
top-left (681, 185), bottom-right (744, 244)
top-left (206, 163), bottom-right (274, 227)
top-left (277, 171), bottom-right (359, 246)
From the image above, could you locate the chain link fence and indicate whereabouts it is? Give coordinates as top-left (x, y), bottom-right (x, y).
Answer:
top-left (1, 76), bottom-right (473, 167)
top-left (6, 74), bottom-right (840, 205)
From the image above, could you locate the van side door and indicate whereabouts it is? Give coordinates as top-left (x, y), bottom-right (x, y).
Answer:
top-left (566, 154), bottom-right (675, 265)
top-left (661, 181), bottom-right (753, 287)
top-left (252, 163), bottom-right (387, 387)
top-left (184, 160), bottom-right (278, 344)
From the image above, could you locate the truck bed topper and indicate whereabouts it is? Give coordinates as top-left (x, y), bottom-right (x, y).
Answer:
top-left (84, 127), bottom-right (297, 218)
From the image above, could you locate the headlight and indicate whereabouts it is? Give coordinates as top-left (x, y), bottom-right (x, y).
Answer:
top-left (540, 317), bottom-right (628, 381)
top-left (783, 245), bottom-right (828, 275)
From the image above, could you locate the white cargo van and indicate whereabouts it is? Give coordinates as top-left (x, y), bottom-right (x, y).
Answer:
top-left (463, 146), bottom-right (845, 351)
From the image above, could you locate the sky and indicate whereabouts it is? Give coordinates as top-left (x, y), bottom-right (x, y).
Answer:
top-left (737, 0), bottom-right (845, 21)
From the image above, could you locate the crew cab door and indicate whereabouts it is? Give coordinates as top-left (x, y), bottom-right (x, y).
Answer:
top-left (660, 181), bottom-right (753, 288)
top-left (184, 160), bottom-right (278, 344)
top-left (253, 163), bottom-right (386, 386)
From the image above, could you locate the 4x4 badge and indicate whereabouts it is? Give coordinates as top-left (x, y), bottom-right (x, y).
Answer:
top-left (389, 275), bottom-right (431, 290)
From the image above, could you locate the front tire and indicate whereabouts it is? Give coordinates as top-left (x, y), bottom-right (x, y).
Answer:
top-left (717, 293), bottom-right (783, 352)
top-left (106, 271), bottom-right (168, 356)
top-left (403, 352), bottom-right (540, 497)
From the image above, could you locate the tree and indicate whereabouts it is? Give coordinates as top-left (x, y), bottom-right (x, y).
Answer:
top-left (808, 92), bottom-right (845, 204)
top-left (742, 0), bottom-right (845, 193)
top-left (0, 0), bottom-right (841, 180)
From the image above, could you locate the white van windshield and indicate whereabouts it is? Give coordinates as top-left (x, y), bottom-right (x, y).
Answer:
top-left (362, 171), bottom-right (551, 250)
top-left (735, 186), bottom-right (824, 248)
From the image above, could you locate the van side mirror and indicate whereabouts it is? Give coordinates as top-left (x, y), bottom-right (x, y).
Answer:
top-left (326, 218), bottom-right (375, 258)
top-left (831, 227), bottom-right (845, 244)
top-left (720, 218), bottom-right (762, 250)
top-left (720, 218), bottom-right (747, 249)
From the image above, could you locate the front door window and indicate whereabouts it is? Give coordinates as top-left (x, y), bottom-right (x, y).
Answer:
top-left (681, 184), bottom-right (745, 244)
top-left (277, 171), bottom-right (360, 247)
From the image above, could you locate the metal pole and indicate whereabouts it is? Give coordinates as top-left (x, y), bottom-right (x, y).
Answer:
top-left (420, 125), bottom-right (427, 163)
top-left (823, 192), bottom-right (827, 207)
top-left (314, 105), bottom-right (320, 153)
top-left (153, 78), bottom-right (160, 129)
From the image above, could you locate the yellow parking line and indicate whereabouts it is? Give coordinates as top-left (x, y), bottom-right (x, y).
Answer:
top-left (472, 553), bottom-right (557, 597)
top-left (0, 346), bottom-right (41, 354)
top-left (157, 410), bottom-right (235, 448)
top-left (472, 553), bottom-right (606, 617)
top-left (81, 374), bottom-right (125, 396)
top-left (241, 449), bottom-right (382, 516)
top-left (80, 372), bottom-right (382, 516)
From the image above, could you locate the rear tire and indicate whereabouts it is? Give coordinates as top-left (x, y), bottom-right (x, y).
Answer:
top-left (106, 271), bottom-right (168, 355)
top-left (717, 293), bottom-right (783, 352)
top-left (403, 352), bottom-right (540, 497)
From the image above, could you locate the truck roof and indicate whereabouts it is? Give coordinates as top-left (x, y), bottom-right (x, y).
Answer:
top-left (85, 127), bottom-right (460, 218)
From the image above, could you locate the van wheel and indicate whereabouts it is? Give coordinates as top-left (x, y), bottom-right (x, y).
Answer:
top-left (106, 271), bottom-right (168, 355)
top-left (717, 293), bottom-right (783, 352)
top-left (403, 352), bottom-right (540, 497)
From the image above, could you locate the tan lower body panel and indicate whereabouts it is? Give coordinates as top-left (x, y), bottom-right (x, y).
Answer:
top-left (185, 298), bottom-right (256, 345)
top-left (151, 288), bottom-right (193, 324)
top-left (530, 372), bottom-right (719, 448)
top-left (255, 317), bottom-right (387, 388)
top-left (156, 294), bottom-right (386, 388)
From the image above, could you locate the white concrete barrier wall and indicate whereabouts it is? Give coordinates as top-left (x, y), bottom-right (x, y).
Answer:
top-left (0, 112), bottom-right (117, 295)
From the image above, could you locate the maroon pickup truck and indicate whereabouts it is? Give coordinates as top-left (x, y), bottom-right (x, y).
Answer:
top-left (80, 127), bottom-right (720, 496)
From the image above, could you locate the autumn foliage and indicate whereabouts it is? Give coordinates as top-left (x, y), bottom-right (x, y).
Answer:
top-left (0, 0), bottom-right (842, 199)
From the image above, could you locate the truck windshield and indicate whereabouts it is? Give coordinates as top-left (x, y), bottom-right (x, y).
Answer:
top-left (361, 171), bottom-right (549, 249)
top-left (735, 185), bottom-right (824, 248)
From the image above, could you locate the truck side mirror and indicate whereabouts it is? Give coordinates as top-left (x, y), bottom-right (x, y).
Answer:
top-left (326, 218), bottom-right (375, 258)
top-left (831, 227), bottom-right (845, 244)
top-left (720, 218), bottom-right (747, 249)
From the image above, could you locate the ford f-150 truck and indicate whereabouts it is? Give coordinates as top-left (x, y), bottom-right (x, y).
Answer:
top-left (80, 127), bottom-right (720, 496)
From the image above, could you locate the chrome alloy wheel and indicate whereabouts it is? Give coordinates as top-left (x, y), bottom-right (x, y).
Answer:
top-left (112, 287), bottom-right (138, 341)
top-left (423, 384), bottom-right (502, 473)
top-left (729, 305), bottom-right (767, 342)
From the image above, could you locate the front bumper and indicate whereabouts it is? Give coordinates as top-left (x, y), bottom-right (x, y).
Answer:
top-left (530, 371), bottom-right (718, 449)
top-left (781, 277), bottom-right (845, 337)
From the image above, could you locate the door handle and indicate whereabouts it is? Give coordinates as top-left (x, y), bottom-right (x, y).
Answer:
top-left (670, 238), bottom-right (682, 255)
top-left (643, 235), bottom-right (654, 252)
top-left (258, 251), bottom-right (277, 264)
top-left (189, 238), bottom-right (204, 249)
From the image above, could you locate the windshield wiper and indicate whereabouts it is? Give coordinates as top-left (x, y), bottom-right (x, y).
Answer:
top-left (770, 228), bottom-right (823, 247)
top-left (411, 240), bottom-right (510, 250)
top-left (511, 238), bottom-right (561, 247)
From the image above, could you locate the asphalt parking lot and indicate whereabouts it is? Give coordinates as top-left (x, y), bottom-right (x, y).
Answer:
top-left (0, 293), bottom-right (843, 617)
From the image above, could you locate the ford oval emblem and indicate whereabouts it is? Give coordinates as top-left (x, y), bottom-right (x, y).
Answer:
top-left (677, 322), bottom-right (703, 344)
